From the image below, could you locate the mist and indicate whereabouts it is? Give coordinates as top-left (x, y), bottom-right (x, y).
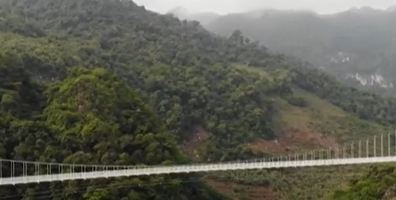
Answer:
top-left (134, 0), bottom-right (396, 15)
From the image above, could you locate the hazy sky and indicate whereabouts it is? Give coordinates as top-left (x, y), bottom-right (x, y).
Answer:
top-left (134, 0), bottom-right (396, 15)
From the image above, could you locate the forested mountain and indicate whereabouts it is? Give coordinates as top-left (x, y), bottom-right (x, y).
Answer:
top-left (2, 0), bottom-right (396, 199)
top-left (0, 60), bottom-right (227, 200)
top-left (182, 7), bottom-right (396, 95)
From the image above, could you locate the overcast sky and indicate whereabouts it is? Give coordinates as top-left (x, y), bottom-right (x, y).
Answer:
top-left (134, 0), bottom-right (396, 15)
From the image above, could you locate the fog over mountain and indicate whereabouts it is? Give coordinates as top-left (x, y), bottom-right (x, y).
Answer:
top-left (168, 7), bottom-right (220, 25)
top-left (135, 0), bottom-right (396, 15)
top-left (169, 6), bottom-right (396, 95)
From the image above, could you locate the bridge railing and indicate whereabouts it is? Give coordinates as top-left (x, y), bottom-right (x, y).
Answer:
top-left (1, 132), bottom-right (396, 181)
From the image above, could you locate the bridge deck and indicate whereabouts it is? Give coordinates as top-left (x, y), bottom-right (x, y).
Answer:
top-left (1, 157), bottom-right (395, 186)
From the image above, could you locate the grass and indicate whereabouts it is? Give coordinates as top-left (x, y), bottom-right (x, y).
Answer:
top-left (233, 63), bottom-right (290, 83)
top-left (275, 87), bottom-right (387, 144)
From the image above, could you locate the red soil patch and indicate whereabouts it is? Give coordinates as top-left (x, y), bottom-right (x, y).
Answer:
top-left (249, 138), bottom-right (288, 154)
top-left (205, 178), bottom-right (284, 200)
top-left (179, 125), bottom-right (211, 161)
top-left (281, 127), bottom-right (338, 149)
top-left (249, 127), bottom-right (338, 154)
top-left (189, 125), bottom-right (211, 144)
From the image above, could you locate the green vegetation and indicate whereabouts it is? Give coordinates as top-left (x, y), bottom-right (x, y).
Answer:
top-left (209, 166), bottom-right (371, 200)
top-left (0, 0), bottom-right (294, 162)
top-left (290, 65), bottom-right (396, 126)
top-left (0, 61), bottom-right (229, 199)
top-left (328, 165), bottom-right (396, 200)
top-left (1, 0), bottom-right (396, 199)
top-left (206, 86), bottom-right (391, 199)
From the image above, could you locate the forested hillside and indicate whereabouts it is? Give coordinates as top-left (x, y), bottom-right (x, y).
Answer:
top-left (1, 0), bottom-right (396, 199)
top-left (0, 0), bottom-right (290, 162)
top-left (194, 8), bottom-right (396, 95)
top-left (0, 59), bottom-right (228, 199)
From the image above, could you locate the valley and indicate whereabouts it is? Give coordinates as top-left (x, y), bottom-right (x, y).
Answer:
top-left (0, 0), bottom-right (396, 199)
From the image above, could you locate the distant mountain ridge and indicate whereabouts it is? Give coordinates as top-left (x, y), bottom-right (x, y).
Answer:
top-left (167, 6), bottom-right (220, 25)
top-left (168, 6), bottom-right (396, 95)
top-left (194, 6), bottom-right (396, 95)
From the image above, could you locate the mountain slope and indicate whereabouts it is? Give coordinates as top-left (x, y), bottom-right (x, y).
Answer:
top-left (0, 60), bottom-right (229, 200)
top-left (0, 0), bottom-right (283, 161)
top-left (327, 165), bottom-right (396, 200)
top-left (204, 8), bottom-right (396, 95)
top-left (203, 64), bottom-right (392, 200)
